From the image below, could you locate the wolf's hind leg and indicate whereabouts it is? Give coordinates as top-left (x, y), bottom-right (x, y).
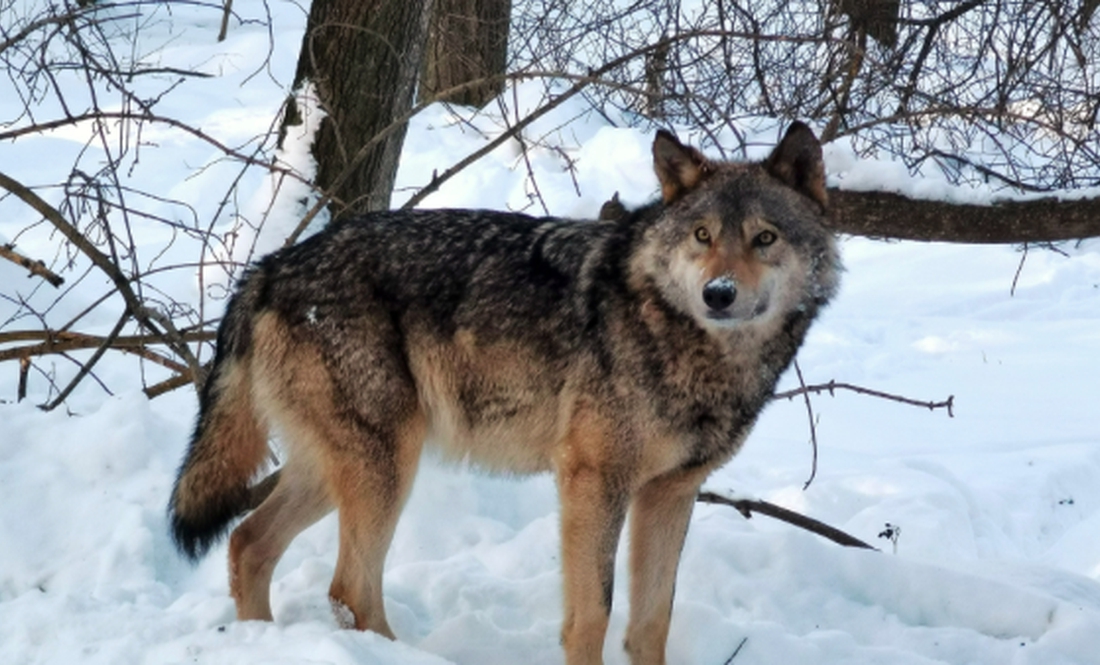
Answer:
top-left (326, 410), bottom-right (427, 637)
top-left (229, 457), bottom-right (333, 622)
top-left (622, 466), bottom-right (708, 665)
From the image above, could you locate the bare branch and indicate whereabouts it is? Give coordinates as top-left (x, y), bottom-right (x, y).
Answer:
top-left (400, 30), bottom-right (829, 211)
top-left (697, 491), bottom-right (878, 550)
top-left (773, 379), bottom-right (955, 417)
top-left (143, 371), bottom-right (198, 399)
top-left (0, 245), bottom-right (64, 287)
top-left (0, 112), bottom-right (311, 191)
top-left (0, 170), bottom-right (202, 380)
top-left (0, 328), bottom-right (211, 370)
top-left (39, 311), bottom-right (130, 411)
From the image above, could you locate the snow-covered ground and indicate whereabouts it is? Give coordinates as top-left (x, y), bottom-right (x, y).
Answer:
top-left (2, 4), bottom-right (1099, 664)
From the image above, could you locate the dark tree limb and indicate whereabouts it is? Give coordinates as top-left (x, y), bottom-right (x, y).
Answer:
top-left (827, 188), bottom-right (1100, 243)
top-left (697, 491), bottom-right (877, 550)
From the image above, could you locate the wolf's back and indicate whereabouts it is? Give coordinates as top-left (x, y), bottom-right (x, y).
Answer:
top-left (168, 268), bottom-right (269, 560)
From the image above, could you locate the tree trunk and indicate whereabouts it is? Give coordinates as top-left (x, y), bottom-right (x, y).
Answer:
top-left (292, 0), bottom-right (434, 218)
top-left (418, 0), bottom-right (510, 107)
top-left (834, 0), bottom-right (900, 47)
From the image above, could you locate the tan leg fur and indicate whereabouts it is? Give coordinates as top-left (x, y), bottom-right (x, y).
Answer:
top-left (623, 466), bottom-right (710, 665)
top-left (556, 406), bottom-right (630, 665)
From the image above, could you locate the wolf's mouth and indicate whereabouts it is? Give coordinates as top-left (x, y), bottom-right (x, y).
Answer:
top-left (705, 295), bottom-right (770, 322)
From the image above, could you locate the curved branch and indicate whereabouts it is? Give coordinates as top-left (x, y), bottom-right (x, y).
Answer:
top-left (697, 491), bottom-right (877, 550)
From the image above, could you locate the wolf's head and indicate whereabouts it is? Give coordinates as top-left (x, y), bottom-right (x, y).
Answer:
top-left (631, 123), bottom-right (839, 333)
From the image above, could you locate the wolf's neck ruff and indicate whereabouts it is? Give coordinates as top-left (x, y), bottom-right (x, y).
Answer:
top-left (168, 123), bottom-right (839, 665)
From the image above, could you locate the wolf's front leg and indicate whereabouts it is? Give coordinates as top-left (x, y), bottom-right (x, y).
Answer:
top-left (556, 455), bottom-right (629, 665)
top-left (623, 466), bottom-right (709, 665)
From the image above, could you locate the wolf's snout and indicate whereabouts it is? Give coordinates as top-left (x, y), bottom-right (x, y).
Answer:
top-left (702, 277), bottom-right (736, 311)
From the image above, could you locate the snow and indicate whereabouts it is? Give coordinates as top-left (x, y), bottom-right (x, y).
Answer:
top-left (2, 4), bottom-right (1100, 664)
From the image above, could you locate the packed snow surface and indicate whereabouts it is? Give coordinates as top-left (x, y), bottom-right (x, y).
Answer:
top-left (2, 4), bottom-right (1099, 664)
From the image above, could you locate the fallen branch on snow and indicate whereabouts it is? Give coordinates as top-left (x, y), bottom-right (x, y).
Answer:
top-left (696, 491), bottom-right (877, 550)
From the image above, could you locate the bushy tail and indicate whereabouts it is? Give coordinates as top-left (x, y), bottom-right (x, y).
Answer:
top-left (168, 270), bottom-right (269, 560)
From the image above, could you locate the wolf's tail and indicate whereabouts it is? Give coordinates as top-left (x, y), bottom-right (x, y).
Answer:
top-left (168, 269), bottom-right (269, 560)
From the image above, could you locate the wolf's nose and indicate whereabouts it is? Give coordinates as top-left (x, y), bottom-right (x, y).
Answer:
top-left (703, 277), bottom-right (736, 311)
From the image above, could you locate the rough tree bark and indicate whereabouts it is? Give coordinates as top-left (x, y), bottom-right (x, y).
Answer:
top-left (834, 0), bottom-right (900, 47)
top-left (419, 0), bottom-right (511, 107)
top-left (291, 0), bottom-right (434, 218)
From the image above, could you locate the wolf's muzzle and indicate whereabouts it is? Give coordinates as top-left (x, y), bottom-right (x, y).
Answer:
top-left (702, 276), bottom-right (736, 313)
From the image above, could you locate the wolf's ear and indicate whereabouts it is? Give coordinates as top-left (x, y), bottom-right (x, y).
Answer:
top-left (652, 130), bottom-right (712, 204)
top-left (764, 122), bottom-right (827, 211)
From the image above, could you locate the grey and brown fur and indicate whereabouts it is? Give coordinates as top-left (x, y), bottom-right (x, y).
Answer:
top-left (169, 123), bottom-right (840, 665)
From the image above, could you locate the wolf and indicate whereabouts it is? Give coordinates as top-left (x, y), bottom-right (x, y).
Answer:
top-left (169, 122), bottom-right (839, 665)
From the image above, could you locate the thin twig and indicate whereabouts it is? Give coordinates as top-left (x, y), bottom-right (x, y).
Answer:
top-left (505, 85), bottom-right (550, 216)
top-left (724, 637), bottom-right (749, 665)
top-left (1010, 242), bottom-right (1028, 297)
top-left (793, 359), bottom-right (819, 490)
top-left (772, 380), bottom-right (955, 417)
top-left (39, 310), bottom-right (130, 411)
top-left (0, 113), bottom-right (313, 192)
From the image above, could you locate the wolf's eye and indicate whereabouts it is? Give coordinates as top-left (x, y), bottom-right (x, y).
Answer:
top-left (694, 227), bottom-right (712, 245)
top-left (754, 230), bottom-right (778, 247)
